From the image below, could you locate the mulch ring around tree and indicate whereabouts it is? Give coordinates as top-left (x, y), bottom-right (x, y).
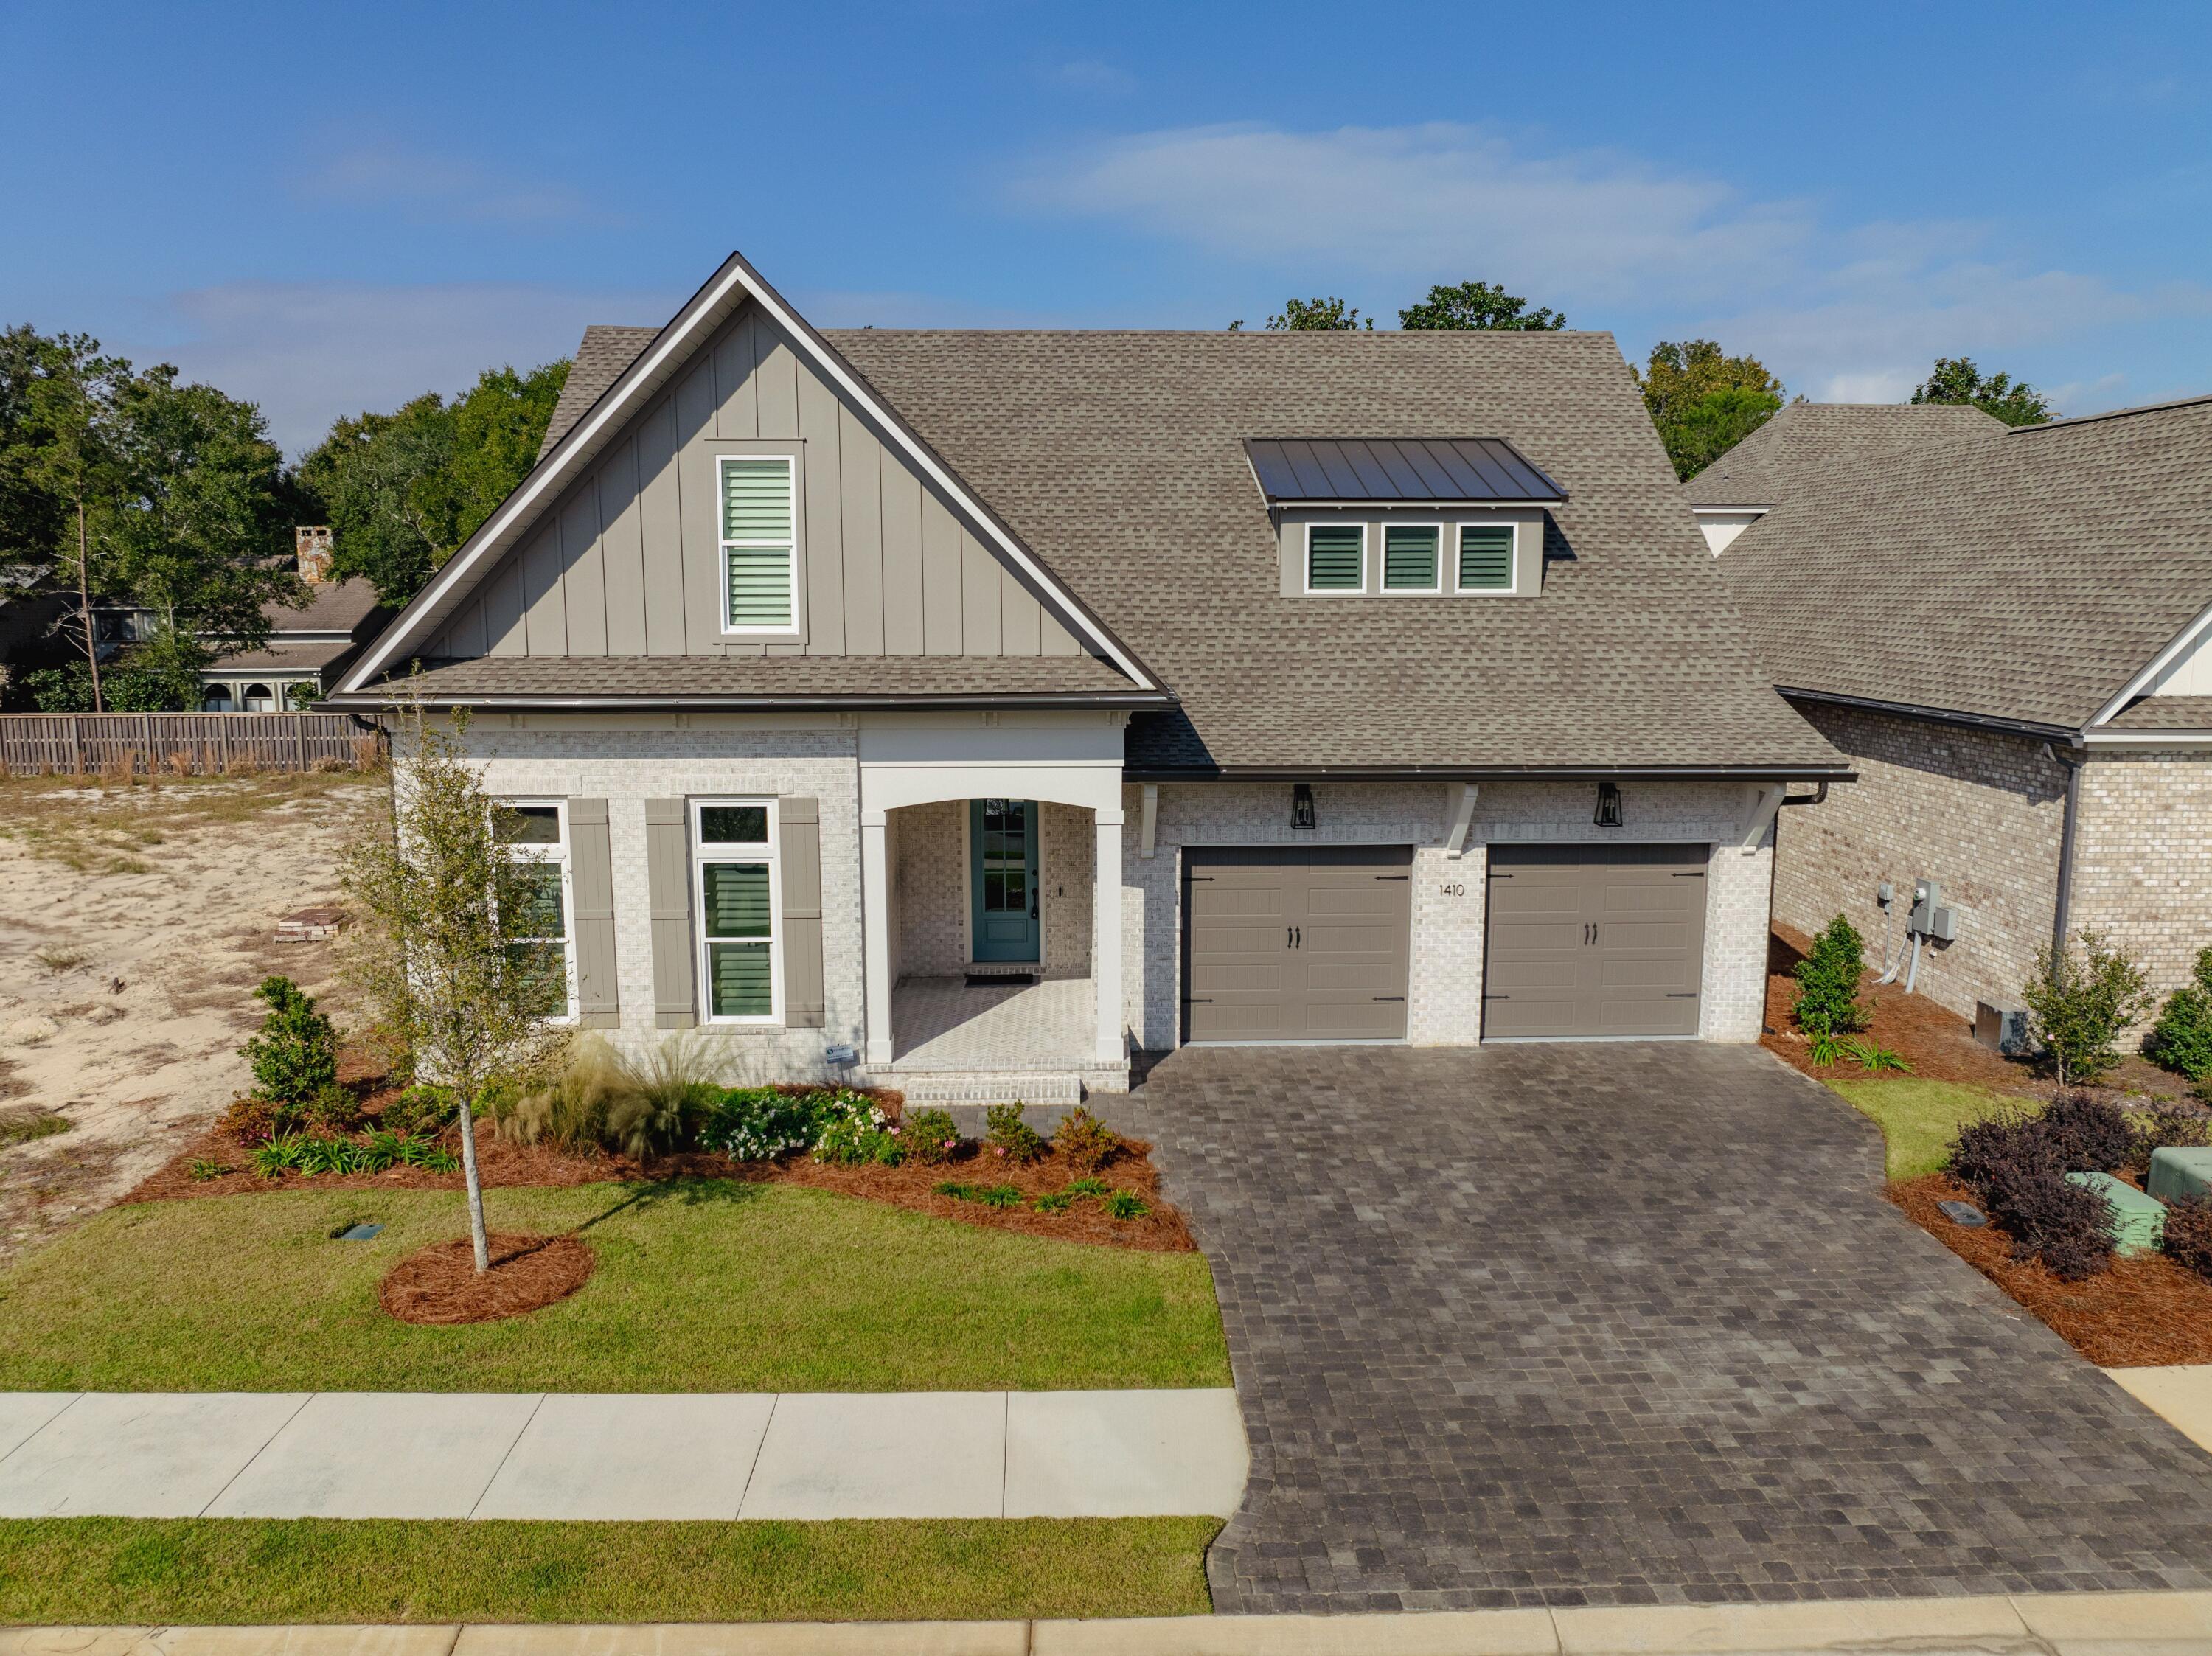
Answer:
top-left (378, 1231), bottom-right (597, 1326)
top-left (1889, 1172), bottom-right (2212, 1367)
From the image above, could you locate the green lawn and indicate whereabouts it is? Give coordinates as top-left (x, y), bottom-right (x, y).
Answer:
top-left (1823, 1077), bottom-right (2006, 1179)
top-left (0, 1517), bottom-right (1217, 1624)
top-left (0, 1181), bottom-right (1229, 1392)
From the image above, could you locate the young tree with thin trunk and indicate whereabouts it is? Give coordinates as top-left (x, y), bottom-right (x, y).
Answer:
top-left (343, 700), bottom-right (570, 1271)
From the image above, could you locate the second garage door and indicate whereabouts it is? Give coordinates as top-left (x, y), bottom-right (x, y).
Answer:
top-left (1183, 846), bottom-right (1412, 1042)
top-left (1484, 842), bottom-right (1709, 1038)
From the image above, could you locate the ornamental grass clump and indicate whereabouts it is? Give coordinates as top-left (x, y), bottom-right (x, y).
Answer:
top-left (1792, 914), bottom-right (1868, 1037)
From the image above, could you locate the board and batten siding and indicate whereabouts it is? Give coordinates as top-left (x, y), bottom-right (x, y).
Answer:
top-left (426, 303), bottom-right (1088, 662)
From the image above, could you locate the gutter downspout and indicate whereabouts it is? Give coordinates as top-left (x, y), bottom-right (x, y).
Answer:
top-left (1760, 783), bottom-right (1831, 1034)
top-left (2043, 742), bottom-right (2086, 956)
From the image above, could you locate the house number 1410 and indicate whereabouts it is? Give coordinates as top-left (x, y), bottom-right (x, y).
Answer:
top-left (1437, 881), bottom-right (1465, 897)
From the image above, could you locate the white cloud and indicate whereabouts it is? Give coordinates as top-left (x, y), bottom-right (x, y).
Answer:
top-left (1013, 122), bottom-right (2212, 406)
top-left (146, 280), bottom-right (677, 455)
top-left (291, 144), bottom-right (597, 226)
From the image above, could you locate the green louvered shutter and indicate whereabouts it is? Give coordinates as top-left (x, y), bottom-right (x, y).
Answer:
top-left (1458, 524), bottom-right (1514, 590)
top-left (722, 458), bottom-right (795, 630)
top-left (1307, 524), bottom-right (1364, 590)
top-left (1383, 525), bottom-right (1439, 589)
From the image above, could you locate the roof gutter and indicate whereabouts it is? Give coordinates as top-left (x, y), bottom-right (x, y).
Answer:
top-left (1775, 685), bottom-right (2081, 744)
top-left (1123, 762), bottom-right (1857, 784)
top-left (320, 689), bottom-right (1177, 714)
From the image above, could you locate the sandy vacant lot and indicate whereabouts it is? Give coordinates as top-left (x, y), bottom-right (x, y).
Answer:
top-left (0, 770), bottom-right (380, 1262)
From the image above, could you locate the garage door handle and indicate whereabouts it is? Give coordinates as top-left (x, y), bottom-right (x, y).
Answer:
top-left (1376, 874), bottom-right (1410, 881)
top-left (1666, 992), bottom-right (1699, 998)
top-left (1372, 995), bottom-right (1405, 1001)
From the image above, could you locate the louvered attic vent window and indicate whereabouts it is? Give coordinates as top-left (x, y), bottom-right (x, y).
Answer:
top-left (1306, 523), bottom-right (1365, 591)
top-left (1458, 523), bottom-right (1515, 591)
top-left (1383, 526), bottom-right (1440, 591)
top-left (720, 456), bottom-right (797, 632)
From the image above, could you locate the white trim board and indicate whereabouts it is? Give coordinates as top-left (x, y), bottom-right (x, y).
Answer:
top-left (340, 249), bottom-right (1158, 697)
top-left (2089, 596), bottom-right (2212, 726)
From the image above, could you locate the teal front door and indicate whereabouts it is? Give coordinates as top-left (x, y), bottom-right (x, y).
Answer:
top-left (970, 798), bottom-right (1041, 963)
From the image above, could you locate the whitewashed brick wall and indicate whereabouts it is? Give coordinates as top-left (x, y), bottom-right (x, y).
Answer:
top-left (891, 799), bottom-right (1095, 980)
top-left (448, 717), bottom-right (863, 1082)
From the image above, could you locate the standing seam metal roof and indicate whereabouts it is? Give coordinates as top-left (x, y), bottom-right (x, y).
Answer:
top-left (1245, 437), bottom-right (1564, 503)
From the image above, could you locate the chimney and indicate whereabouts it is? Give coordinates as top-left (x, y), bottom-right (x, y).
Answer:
top-left (296, 526), bottom-right (333, 585)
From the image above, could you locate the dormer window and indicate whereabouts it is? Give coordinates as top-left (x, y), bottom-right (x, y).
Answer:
top-left (720, 455), bottom-right (798, 634)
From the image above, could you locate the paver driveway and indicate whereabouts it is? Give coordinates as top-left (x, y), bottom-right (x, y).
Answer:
top-left (1130, 1043), bottom-right (2212, 1612)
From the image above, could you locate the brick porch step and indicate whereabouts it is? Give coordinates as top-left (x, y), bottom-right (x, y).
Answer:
top-left (869, 1069), bottom-right (1087, 1107)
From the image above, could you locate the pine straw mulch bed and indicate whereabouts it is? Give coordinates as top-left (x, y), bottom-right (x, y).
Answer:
top-left (124, 1088), bottom-right (1194, 1254)
top-left (1889, 1172), bottom-right (2212, 1367)
top-left (378, 1232), bottom-right (596, 1325)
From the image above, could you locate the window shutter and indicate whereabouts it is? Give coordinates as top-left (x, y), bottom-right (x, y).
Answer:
top-left (1458, 524), bottom-right (1514, 589)
top-left (779, 797), bottom-right (826, 1029)
top-left (723, 459), bottom-right (795, 629)
top-left (1383, 525), bottom-right (1439, 589)
top-left (1306, 524), bottom-right (1363, 590)
top-left (644, 799), bottom-right (697, 1029)
top-left (568, 798), bottom-right (619, 1028)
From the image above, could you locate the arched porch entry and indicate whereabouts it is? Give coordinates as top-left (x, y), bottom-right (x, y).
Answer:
top-left (858, 730), bottom-right (1125, 1079)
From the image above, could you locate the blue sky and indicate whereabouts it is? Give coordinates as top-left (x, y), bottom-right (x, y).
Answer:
top-left (5, 0), bottom-right (2208, 453)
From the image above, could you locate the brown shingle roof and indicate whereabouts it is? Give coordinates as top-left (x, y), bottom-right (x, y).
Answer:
top-left (325, 653), bottom-right (1164, 709)
top-left (1683, 402), bottom-right (2006, 507)
top-left (826, 329), bottom-right (1837, 773)
top-left (538, 325), bottom-right (661, 459)
top-left (2107, 695), bottom-right (2212, 731)
top-left (1717, 397), bottom-right (2212, 731)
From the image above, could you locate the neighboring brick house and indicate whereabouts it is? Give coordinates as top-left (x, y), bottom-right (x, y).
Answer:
top-left (1714, 394), bottom-right (2212, 1029)
top-left (327, 248), bottom-right (1846, 1103)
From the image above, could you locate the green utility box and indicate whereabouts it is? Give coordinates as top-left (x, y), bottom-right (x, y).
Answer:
top-left (2148, 1147), bottom-right (2212, 1206)
top-left (2067, 1171), bottom-right (2166, 1255)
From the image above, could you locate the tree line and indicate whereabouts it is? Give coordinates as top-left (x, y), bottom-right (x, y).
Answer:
top-left (0, 332), bottom-right (568, 712)
top-left (1234, 279), bottom-right (2057, 479)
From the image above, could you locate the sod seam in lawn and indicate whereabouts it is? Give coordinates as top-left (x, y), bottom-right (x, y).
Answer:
top-left (0, 1516), bottom-right (1219, 1624)
top-left (0, 1180), bottom-right (1230, 1393)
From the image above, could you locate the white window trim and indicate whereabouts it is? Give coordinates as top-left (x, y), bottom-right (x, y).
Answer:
top-left (691, 797), bottom-right (783, 1027)
top-left (496, 798), bottom-right (577, 1025)
top-left (717, 453), bottom-right (801, 638)
top-left (1453, 519), bottom-right (1520, 596)
top-left (1379, 519), bottom-right (1447, 594)
top-left (1303, 521), bottom-right (1368, 595)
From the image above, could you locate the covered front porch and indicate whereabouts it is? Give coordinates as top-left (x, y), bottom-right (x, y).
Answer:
top-left (857, 716), bottom-right (1128, 1102)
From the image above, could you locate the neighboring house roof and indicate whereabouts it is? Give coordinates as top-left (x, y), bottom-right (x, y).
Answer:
top-left (260, 576), bottom-right (383, 636)
top-left (378, 654), bottom-right (1169, 709)
top-left (1683, 401), bottom-right (2006, 507)
top-left (827, 329), bottom-right (1836, 773)
top-left (1717, 395), bottom-right (2212, 732)
top-left (206, 638), bottom-right (361, 675)
top-left (206, 577), bottom-right (385, 675)
top-left (538, 326), bottom-right (661, 460)
top-left (341, 250), bottom-right (1840, 776)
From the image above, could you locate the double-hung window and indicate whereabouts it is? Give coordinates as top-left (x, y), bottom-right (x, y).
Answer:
top-left (495, 801), bottom-right (575, 1022)
top-left (1456, 522), bottom-right (1516, 592)
top-left (694, 800), bottom-right (779, 1023)
top-left (720, 456), bottom-right (798, 634)
top-left (1304, 523), bottom-right (1366, 592)
top-left (1382, 524), bottom-right (1441, 591)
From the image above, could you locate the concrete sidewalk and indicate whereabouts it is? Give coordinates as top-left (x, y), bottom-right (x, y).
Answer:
top-left (0, 1390), bottom-right (1247, 1521)
top-left (10, 1590), bottom-right (2212, 1653)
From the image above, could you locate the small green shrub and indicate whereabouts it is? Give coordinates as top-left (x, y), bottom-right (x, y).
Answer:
top-left (1836, 1037), bottom-right (1910, 1074)
top-left (250, 1135), bottom-right (305, 1178)
top-left (1032, 1191), bottom-right (1074, 1214)
top-left (239, 976), bottom-right (340, 1104)
top-left (899, 1107), bottom-right (963, 1167)
top-left (295, 1133), bottom-right (365, 1176)
top-left (1065, 1175), bottom-right (1112, 1199)
top-left (302, 1082), bottom-right (361, 1133)
top-left (2150, 947), bottom-right (2212, 1082)
top-left (1103, 1190), bottom-right (1150, 1220)
top-left (378, 1085), bottom-right (456, 1140)
top-left (2163, 1195), bottom-right (2212, 1281)
top-left (187, 1158), bottom-right (232, 1181)
top-left (699, 1088), bottom-right (823, 1161)
top-left (984, 1102), bottom-right (1046, 1165)
top-left (1052, 1105), bottom-right (1119, 1173)
top-left (220, 1093), bottom-right (302, 1146)
top-left (1792, 914), bottom-right (1868, 1037)
top-left (976, 1183), bottom-right (1024, 1209)
top-left (813, 1094), bottom-right (902, 1166)
top-left (2023, 929), bottom-right (2155, 1089)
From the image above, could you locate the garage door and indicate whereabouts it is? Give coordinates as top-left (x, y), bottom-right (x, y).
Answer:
top-left (1484, 843), bottom-right (1708, 1038)
top-left (1183, 846), bottom-right (1412, 1042)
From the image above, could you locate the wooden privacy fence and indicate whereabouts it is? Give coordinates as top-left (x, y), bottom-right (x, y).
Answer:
top-left (0, 712), bottom-right (383, 778)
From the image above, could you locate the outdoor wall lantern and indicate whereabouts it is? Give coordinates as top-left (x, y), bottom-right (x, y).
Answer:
top-left (1291, 783), bottom-right (1317, 831)
top-left (1593, 782), bottom-right (1624, 828)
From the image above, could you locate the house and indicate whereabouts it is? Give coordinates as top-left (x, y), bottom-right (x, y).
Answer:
top-left (1683, 401), bottom-right (2004, 553)
top-left (197, 529), bottom-right (387, 710)
top-left (325, 249), bottom-right (1846, 1102)
top-left (1713, 394), bottom-right (2212, 1030)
